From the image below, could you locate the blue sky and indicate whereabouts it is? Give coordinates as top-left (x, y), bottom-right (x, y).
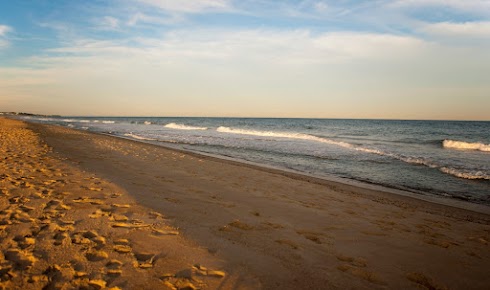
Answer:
top-left (1, 0), bottom-right (489, 120)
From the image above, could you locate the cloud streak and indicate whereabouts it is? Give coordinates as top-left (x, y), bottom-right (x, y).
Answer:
top-left (136, 0), bottom-right (231, 13)
top-left (421, 21), bottom-right (490, 38)
top-left (388, 0), bottom-right (490, 14)
top-left (34, 29), bottom-right (428, 66)
top-left (0, 24), bottom-right (11, 48)
top-left (98, 16), bottom-right (120, 30)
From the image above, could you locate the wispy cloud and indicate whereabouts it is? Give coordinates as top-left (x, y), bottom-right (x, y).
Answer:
top-left (98, 16), bottom-right (120, 30)
top-left (388, 0), bottom-right (490, 15)
top-left (136, 0), bottom-right (231, 13)
top-left (0, 24), bottom-right (12, 48)
top-left (0, 25), bottom-right (10, 36)
top-left (127, 12), bottom-right (185, 26)
top-left (33, 29), bottom-right (427, 66)
top-left (421, 21), bottom-right (490, 38)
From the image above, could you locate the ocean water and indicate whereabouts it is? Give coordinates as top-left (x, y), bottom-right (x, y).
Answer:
top-left (19, 116), bottom-right (490, 205)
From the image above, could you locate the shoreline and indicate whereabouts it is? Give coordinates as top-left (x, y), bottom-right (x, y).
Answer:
top-left (109, 130), bottom-right (490, 218)
top-left (4, 117), bottom-right (490, 289)
top-left (14, 116), bottom-right (490, 210)
top-left (20, 116), bottom-right (490, 215)
top-left (143, 140), bottom-right (490, 216)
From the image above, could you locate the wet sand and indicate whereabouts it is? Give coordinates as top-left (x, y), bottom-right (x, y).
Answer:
top-left (2, 117), bottom-right (490, 289)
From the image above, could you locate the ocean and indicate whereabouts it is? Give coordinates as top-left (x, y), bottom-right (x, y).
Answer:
top-left (19, 116), bottom-right (490, 206)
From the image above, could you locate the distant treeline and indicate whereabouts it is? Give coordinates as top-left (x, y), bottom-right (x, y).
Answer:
top-left (0, 112), bottom-right (60, 117)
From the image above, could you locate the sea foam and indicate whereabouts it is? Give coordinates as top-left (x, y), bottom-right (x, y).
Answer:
top-left (123, 133), bottom-right (156, 141)
top-left (439, 167), bottom-right (490, 180)
top-left (216, 126), bottom-right (353, 147)
top-left (443, 140), bottom-right (490, 152)
top-left (165, 123), bottom-right (208, 130)
top-left (217, 127), bottom-right (490, 180)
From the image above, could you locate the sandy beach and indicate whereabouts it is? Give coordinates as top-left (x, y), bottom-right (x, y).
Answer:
top-left (1, 117), bottom-right (489, 289)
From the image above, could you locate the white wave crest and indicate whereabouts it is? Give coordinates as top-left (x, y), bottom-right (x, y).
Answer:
top-left (102, 120), bottom-right (115, 124)
top-left (144, 121), bottom-right (152, 125)
top-left (439, 167), bottom-right (490, 180)
top-left (216, 126), bottom-right (490, 180)
top-left (443, 140), bottom-right (490, 152)
top-left (123, 133), bottom-right (156, 141)
top-left (217, 126), bottom-right (353, 147)
top-left (165, 123), bottom-right (208, 130)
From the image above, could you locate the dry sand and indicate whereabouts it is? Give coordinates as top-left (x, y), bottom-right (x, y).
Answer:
top-left (1, 117), bottom-right (490, 289)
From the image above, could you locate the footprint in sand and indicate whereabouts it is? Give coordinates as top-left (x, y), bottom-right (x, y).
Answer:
top-left (227, 220), bottom-right (254, 230)
top-left (275, 239), bottom-right (300, 250)
top-left (114, 245), bottom-right (132, 254)
top-left (114, 238), bottom-right (130, 245)
top-left (10, 210), bottom-right (35, 223)
top-left (111, 203), bottom-right (131, 209)
top-left (58, 219), bottom-right (76, 226)
top-left (71, 233), bottom-right (92, 245)
top-left (468, 236), bottom-right (488, 245)
top-left (337, 264), bottom-right (385, 285)
top-left (110, 214), bottom-right (129, 222)
top-left (161, 264), bottom-right (226, 289)
top-left (106, 259), bottom-right (123, 269)
top-left (53, 232), bottom-right (70, 246)
top-left (4, 248), bottom-right (37, 270)
top-left (336, 254), bottom-right (367, 267)
top-left (336, 254), bottom-right (384, 285)
top-left (19, 205), bottom-right (35, 212)
top-left (13, 235), bottom-right (36, 249)
top-left (152, 228), bottom-right (179, 236)
top-left (111, 222), bottom-right (150, 229)
top-left (106, 268), bottom-right (123, 278)
top-left (406, 272), bottom-right (447, 290)
top-left (73, 197), bottom-right (105, 205)
top-left (86, 249), bottom-right (109, 261)
top-left (148, 211), bottom-right (163, 219)
top-left (296, 230), bottom-right (325, 244)
top-left (89, 209), bottom-right (111, 219)
top-left (8, 196), bottom-right (30, 205)
top-left (133, 252), bottom-right (158, 269)
top-left (113, 237), bottom-right (133, 253)
top-left (110, 193), bottom-right (122, 198)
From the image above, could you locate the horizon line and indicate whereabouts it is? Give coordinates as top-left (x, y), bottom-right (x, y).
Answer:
top-left (3, 112), bottom-right (489, 122)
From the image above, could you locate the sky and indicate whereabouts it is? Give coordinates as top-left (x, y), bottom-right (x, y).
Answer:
top-left (0, 0), bottom-right (489, 120)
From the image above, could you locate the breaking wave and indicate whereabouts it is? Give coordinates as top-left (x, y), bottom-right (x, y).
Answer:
top-left (216, 126), bottom-right (353, 147)
top-left (443, 140), bottom-right (490, 152)
top-left (123, 133), bottom-right (156, 141)
top-left (217, 127), bottom-right (489, 180)
top-left (439, 167), bottom-right (490, 180)
top-left (164, 123), bottom-right (208, 130)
